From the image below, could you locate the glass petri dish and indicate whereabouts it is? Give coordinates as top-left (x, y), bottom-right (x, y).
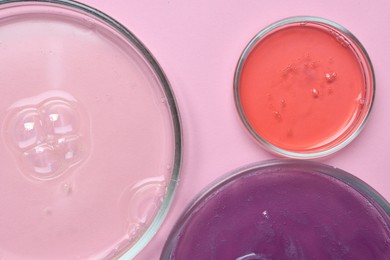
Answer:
top-left (234, 17), bottom-right (375, 159)
top-left (161, 160), bottom-right (390, 259)
top-left (0, 0), bottom-right (181, 259)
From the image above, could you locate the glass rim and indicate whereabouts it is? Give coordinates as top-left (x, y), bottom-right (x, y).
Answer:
top-left (161, 159), bottom-right (390, 258)
top-left (234, 16), bottom-right (376, 159)
top-left (0, 0), bottom-right (183, 258)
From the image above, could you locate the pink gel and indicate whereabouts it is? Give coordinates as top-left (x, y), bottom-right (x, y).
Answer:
top-left (0, 3), bottom-right (177, 259)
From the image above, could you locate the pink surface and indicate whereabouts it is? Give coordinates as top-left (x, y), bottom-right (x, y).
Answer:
top-left (76, 0), bottom-right (390, 259)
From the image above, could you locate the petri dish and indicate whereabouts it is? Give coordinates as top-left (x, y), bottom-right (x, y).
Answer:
top-left (0, 0), bottom-right (181, 259)
top-left (161, 160), bottom-right (390, 259)
top-left (234, 17), bottom-right (375, 159)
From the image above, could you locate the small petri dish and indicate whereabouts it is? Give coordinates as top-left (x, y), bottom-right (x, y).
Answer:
top-left (161, 160), bottom-right (390, 259)
top-left (234, 17), bottom-right (375, 159)
top-left (0, 0), bottom-right (181, 259)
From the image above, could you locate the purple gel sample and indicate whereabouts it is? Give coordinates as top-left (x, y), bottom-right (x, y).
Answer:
top-left (162, 161), bottom-right (390, 260)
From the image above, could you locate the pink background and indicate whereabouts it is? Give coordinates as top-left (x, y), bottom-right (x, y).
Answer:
top-left (78, 0), bottom-right (389, 259)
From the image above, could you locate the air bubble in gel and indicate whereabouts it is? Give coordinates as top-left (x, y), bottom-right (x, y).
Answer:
top-left (3, 91), bottom-right (90, 180)
top-left (42, 100), bottom-right (80, 136)
top-left (10, 109), bottom-right (43, 150)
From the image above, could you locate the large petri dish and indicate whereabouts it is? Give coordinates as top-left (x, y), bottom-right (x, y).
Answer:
top-left (234, 17), bottom-right (375, 159)
top-left (0, 0), bottom-right (181, 259)
top-left (162, 160), bottom-right (390, 259)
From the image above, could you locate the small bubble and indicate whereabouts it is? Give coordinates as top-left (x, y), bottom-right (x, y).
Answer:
top-left (42, 101), bottom-right (80, 135)
top-left (262, 210), bottom-right (270, 219)
top-left (299, 21), bottom-right (307, 26)
top-left (24, 145), bottom-right (61, 176)
top-left (358, 98), bottom-right (365, 107)
top-left (11, 109), bottom-right (43, 149)
top-left (325, 72), bottom-right (337, 83)
top-left (63, 183), bottom-right (72, 195)
top-left (166, 164), bottom-right (171, 170)
top-left (281, 99), bottom-right (286, 107)
top-left (55, 135), bottom-right (82, 162)
top-left (312, 88), bottom-right (319, 98)
top-left (127, 223), bottom-right (142, 239)
top-left (160, 97), bottom-right (165, 103)
top-left (274, 111), bottom-right (281, 119)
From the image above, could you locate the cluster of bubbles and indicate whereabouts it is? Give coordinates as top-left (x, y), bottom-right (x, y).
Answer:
top-left (4, 98), bottom-right (87, 180)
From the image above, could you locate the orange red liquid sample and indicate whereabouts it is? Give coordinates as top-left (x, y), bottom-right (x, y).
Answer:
top-left (238, 22), bottom-right (371, 154)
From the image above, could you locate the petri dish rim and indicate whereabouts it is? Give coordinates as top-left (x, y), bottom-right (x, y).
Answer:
top-left (0, 0), bottom-right (182, 259)
top-left (234, 16), bottom-right (375, 159)
top-left (161, 159), bottom-right (390, 259)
